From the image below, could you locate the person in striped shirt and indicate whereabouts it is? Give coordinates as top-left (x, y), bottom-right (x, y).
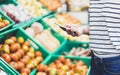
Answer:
top-left (65, 0), bottom-right (120, 75)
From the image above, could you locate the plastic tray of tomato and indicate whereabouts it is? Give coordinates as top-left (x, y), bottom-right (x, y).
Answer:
top-left (30, 55), bottom-right (91, 75)
top-left (20, 19), bottom-right (67, 55)
top-left (0, 28), bottom-right (49, 75)
top-left (0, 10), bottom-right (14, 32)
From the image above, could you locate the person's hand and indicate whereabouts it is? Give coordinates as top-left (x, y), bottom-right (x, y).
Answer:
top-left (65, 25), bottom-right (89, 37)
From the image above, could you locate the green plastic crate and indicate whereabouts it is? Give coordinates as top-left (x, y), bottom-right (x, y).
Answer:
top-left (53, 41), bottom-right (91, 59)
top-left (0, 0), bottom-right (51, 28)
top-left (30, 55), bottom-right (91, 75)
top-left (20, 19), bottom-right (67, 54)
top-left (15, 0), bottom-right (51, 28)
top-left (0, 10), bottom-right (14, 32)
top-left (41, 14), bottom-right (89, 48)
top-left (0, 58), bottom-right (18, 75)
top-left (0, 28), bottom-right (49, 75)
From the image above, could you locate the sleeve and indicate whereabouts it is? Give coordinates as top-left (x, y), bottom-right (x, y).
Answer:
top-left (104, 0), bottom-right (120, 50)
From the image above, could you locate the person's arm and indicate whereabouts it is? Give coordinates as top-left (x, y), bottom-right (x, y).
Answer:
top-left (105, 1), bottom-right (120, 50)
top-left (65, 25), bottom-right (89, 36)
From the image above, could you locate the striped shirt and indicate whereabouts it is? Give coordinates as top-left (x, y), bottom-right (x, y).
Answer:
top-left (89, 0), bottom-right (120, 58)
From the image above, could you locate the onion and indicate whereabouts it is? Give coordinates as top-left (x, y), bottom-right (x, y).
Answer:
top-left (31, 22), bottom-right (43, 34)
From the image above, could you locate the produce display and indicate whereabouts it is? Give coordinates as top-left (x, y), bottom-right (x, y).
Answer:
top-left (62, 47), bottom-right (91, 57)
top-left (0, 36), bottom-right (44, 75)
top-left (25, 22), bottom-right (60, 52)
top-left (1, 4), bottom-right (33, 23)
top-left (17, 0), bottom-right (49, 17)
top-left (36, 56), bottom-right (88, 75)
top-left (39, 0), bottom-right (61, 12)
top-left (44, 12), bottom-right (89, 42)
top-left (0, 14), bottom-right (10, 28)
top-left (0, 1), bottom-right (90, 75)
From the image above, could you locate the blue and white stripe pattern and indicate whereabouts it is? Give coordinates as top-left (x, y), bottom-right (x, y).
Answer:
top-left (89, 0), bottom-right (120, 58)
